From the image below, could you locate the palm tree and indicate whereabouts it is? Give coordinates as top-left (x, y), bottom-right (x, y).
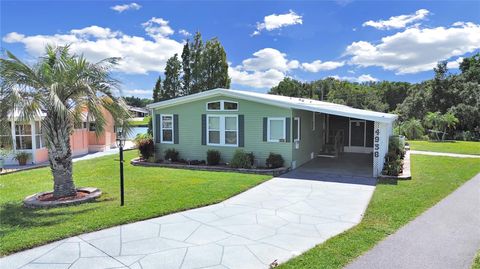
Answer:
top-left (0, 46), bottom-right (130, 198)
top-left (441, 112), bottom-right (459, 141)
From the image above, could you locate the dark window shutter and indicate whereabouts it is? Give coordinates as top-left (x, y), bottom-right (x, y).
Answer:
top-left (201, 114), bottom-right (206, 145)
top-left (173, 114), bottom-right (179, 144)
top-left (238, 115), bottom-right (244, 147)
top-left (155, 114), bottom-right (161, 143)
top-left (285, 117), bottom-right (291, 142)
top-left (263, 117), bottom-right (267, 142)
top-left (293, 118), bottom-right (298, 141)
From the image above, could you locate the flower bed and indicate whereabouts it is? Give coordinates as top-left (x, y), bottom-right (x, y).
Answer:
top-left (131, 157), bottom-right (289, 176)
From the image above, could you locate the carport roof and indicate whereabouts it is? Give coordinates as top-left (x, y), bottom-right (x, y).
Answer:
top-left (147, 88), bottom-right (398, 123)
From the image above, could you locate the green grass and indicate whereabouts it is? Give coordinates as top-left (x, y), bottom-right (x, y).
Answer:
top-left (0, 150), bottom-right (270, 256)
top-left (408, 140), bottom-right (480, 155)
top-left (128, 116), bottom-right (150, 127)
top-left (472, 250), bottom-right (480, 269)
top-left (279, 155), bottom-right (480, 269)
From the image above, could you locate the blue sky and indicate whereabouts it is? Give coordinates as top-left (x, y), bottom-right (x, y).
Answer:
top-left (1, 1), bottom-right (479, 98)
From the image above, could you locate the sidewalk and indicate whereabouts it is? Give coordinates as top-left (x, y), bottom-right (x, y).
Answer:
top-left (410, 150), bottom-right (480, 158)
top-left (345, 173), bottom-right (480, 269)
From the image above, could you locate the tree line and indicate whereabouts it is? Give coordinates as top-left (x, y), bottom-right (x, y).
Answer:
top-left (269, 53), bottom-right (480, 140)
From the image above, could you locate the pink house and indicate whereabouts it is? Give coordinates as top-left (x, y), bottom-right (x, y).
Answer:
top-left (2, 108), bottom-right (117, 165)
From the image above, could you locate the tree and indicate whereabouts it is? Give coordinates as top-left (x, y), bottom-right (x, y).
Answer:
top-left (203, 38), bottom-right (230, 90)
top-left (269, 77), bottom-right (304, 96)
top-left (163, 54), bottom-right (182, 99)
top-left (124, 96), bottom-right (152, 107)
top-left (441, 112), bottom-right (459, 140)
top-left (424, 111), bottom-right (459, 141)
top-left (181, 42), bottom-right (192, 95)
top-left (0, 46), bottom-right (130, 198)
top-left (152, 76), bottom-right (162, 102)
top-left (190, 32), bottom-right (204, 94)
top-left (395, 119), bottom-right (424, 140)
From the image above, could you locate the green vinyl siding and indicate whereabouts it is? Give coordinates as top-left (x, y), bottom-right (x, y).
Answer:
top-left (153, 96), bottom-right (293, 167)
top-left (292, 110), bottom-right (324, 168)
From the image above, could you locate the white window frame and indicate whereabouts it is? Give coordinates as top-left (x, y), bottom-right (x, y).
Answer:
top-left (312, 112), bottom-right (316, 131)
top-left (35, 121), bottom-right (45, 149)
top-left (206, 114), bottom-right (238, 147)
top-left (14, 123), bottom-right (33, 150)
top-left (160, 114), bottom-right (174, 144)
top-left (267, 117), bottom-right (286, 143)
top-left (206, 100), bottom-right (239, 112)
top-left (293, 117), bottom-right (301, 142)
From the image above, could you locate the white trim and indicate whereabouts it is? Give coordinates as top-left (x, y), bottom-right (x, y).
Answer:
top-left (267, 117), bottom-right (286, 143)
top-left (160, 114), bottom-right (174, 144)
top-left (206, 114), bottom-right (239, 147)
top-left (293, 117), bottom-right (300, 142)
top-left (206, 100), bottom-right (239, 112)
top-left (147, 89), bottom-right (397, 123)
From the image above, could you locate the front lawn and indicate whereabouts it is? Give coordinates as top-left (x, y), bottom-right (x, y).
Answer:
top-left (0, 150), bottom-right (270, 256)
top-left (279, 155), bottom-right (480, 269)
top-left (408, 140), bottom-right (480, 155)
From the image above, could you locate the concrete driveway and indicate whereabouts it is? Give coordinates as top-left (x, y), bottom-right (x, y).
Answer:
top-left (0, 169), bottom-right (375, 269)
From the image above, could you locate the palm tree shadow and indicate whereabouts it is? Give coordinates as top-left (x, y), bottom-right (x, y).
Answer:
top-left (0, 202), bottom-right (98, 236)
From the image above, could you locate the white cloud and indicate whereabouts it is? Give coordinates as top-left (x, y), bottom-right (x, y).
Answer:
top-left (240, 48), bottom-right (299, 72)
top-left (3, 18), bottom-right (183, 74)
top-left (345, 22), bottom-right (480, 74)
top-left (229, 48), bottom-right (298, 88)
top-left (329, 74), bottom-right (379, 83)
top-left (142, 17), bottom-right (175, 40)
top-left (71, 26), bottom-right (120, 39)
top-left (111, 3), bottom-right (141, 13)
top-left (301, 60), bottom-right (345, 72)
top-left (252, 10), bottom-right (303, 36)
top-left (363, 9), bottom-right (430, 30)
top-left (446, 57), bottom-right (464, 69)
top-left (178, 29), bottom-right (191, 37)
top-left (229, 48), bottom-right (342, 88)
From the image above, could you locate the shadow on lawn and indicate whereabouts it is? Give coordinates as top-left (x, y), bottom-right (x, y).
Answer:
top-left (0, 202), bottom-right (98, 233)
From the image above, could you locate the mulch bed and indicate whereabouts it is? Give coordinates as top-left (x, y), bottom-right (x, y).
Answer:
top-left (38, 190), bottom-right (90, 202)
top-left (131, 157), bottom-right (289, 176)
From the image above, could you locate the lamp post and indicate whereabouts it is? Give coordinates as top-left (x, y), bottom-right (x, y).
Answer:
top-left (116, 126), bottom-right (125, 206)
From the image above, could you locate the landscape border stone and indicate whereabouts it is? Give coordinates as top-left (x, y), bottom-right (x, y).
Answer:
top-left (23, 187), bottom-right (102, 208)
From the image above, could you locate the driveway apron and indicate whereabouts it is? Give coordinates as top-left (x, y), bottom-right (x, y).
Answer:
top-left (0, 170), bottom-right (375, 269)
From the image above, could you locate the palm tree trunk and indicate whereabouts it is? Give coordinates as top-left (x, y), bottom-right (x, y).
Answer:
top-left (44, 112), bottom-right (76, 198)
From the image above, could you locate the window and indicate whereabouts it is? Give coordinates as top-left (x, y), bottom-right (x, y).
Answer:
top-left (160, 115), bottom-right (174, 143)
top-left (207, 115), bottom-right (238, 146)
top-left (207, 101), bottom-right (221, 111)
top-left (206, 101), bottom-right (239, 111)
top-left (224, 102), bottom-right (238, 111)
top-left (0, 122), bottom-right (12, 148)
top-left (15, 123), bottom-right (32, 150)
top-left (267, 118), bottom-right (286, 142)
top-left (293, 117), bottom-right (300, 142)
top-left (35, 122), bottom-right (45, 149)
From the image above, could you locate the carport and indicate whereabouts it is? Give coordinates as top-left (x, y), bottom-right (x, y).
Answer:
top-left (289, 99), bottom-right (397, 178)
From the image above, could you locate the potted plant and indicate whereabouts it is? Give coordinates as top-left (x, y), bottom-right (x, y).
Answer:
top-left (14, 152), bottom-right (31, 166)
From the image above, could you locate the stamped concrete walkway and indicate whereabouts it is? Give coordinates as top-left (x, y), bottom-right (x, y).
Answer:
top-left (345, 173), bottom-right (480, 269)
top-left (0, 172), bottom-right (375, 269)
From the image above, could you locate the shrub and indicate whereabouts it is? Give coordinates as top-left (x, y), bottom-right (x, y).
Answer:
top-left (230, 149), bottom-right (252, 169)
top-left (134, 134), bottom-right (154, 160)
top-left (266, 153), bottom-right (284, 169)
top-left (164, 148), bottom-right (179, 162)
top-left (14, 151), bottom-right (30, 166)
top-left (382, 136), bottom-right (406, 176)
top-left (207, 150), bottom-right (221, 165)
top-left (247, 152), bottom-right (255, 166)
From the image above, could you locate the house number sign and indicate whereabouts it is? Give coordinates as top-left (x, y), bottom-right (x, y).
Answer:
top-left (374, 128), bottom-right (380, 158)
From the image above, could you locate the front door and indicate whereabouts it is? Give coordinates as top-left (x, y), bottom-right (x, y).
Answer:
top-left (350, 120), bottom-right (365, 147)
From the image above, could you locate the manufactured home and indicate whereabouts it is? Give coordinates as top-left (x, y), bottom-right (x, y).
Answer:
top-left (147, 88), bottom-right (398, 177)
